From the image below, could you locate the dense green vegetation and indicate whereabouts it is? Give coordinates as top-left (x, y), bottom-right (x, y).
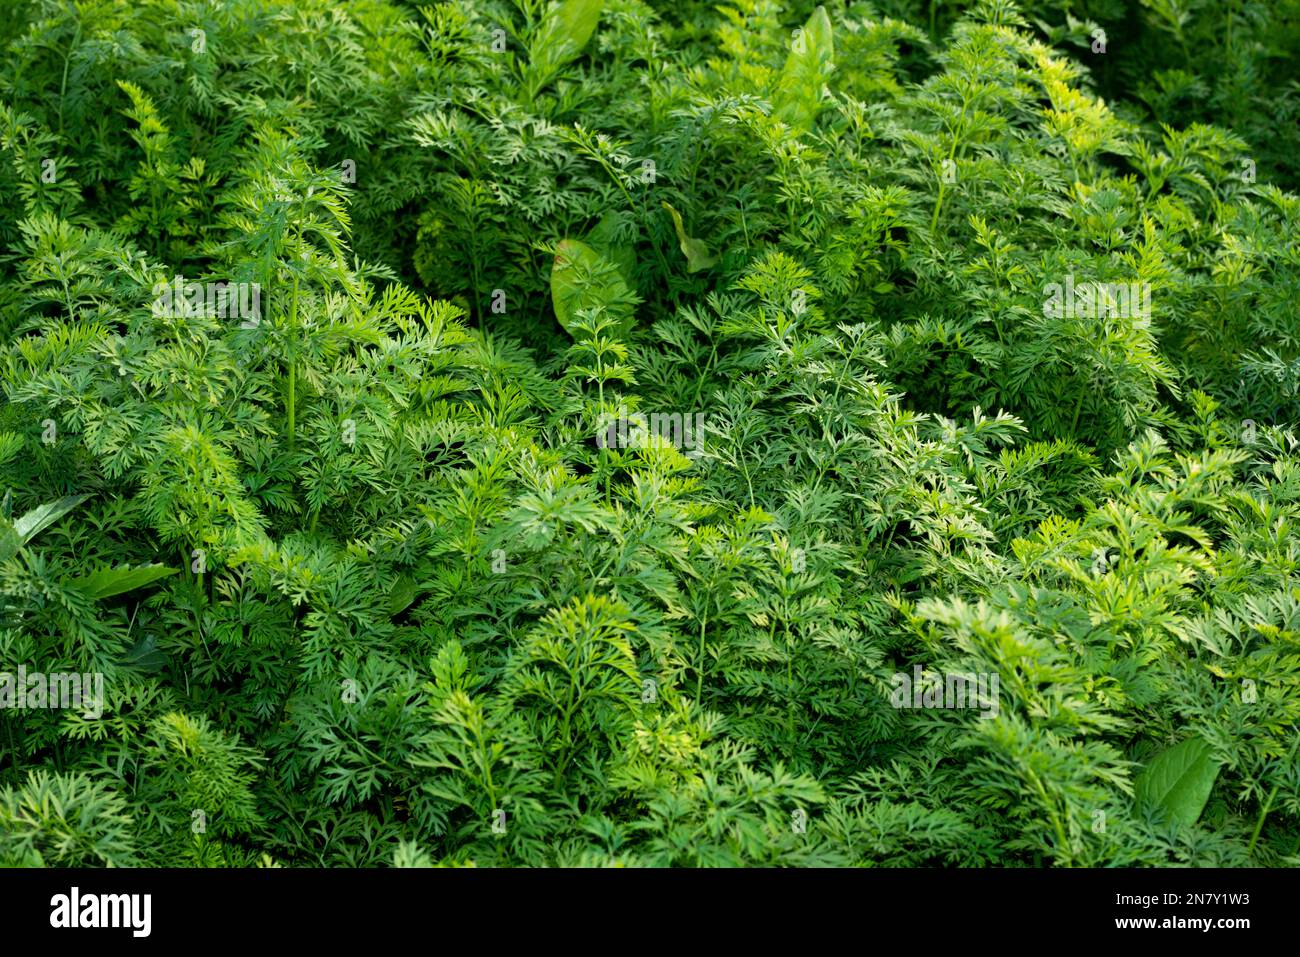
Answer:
top-left (1, 0), bottom-right (1298, 867)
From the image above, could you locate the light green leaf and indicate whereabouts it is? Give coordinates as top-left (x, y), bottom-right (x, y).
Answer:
top-left (1135, 737), bottom-right (1220, 828)
top-left (13, 494), bottom-right (89, 546)
top-left (551, 238), bottom-right (635, 338)
top-left (0, 517), bottom-right (19, 565)
top-left (547, 0), bottom-right (603, 58)
top-left (70, 563), bottom-right (179, 600)
top-left (527, 0), bottom-right (604, 95)
top-left (585, 210), bottom-right (636, 284)
top-left (772, 6), bottom-right (835, 133)
top-left (662, 202), bottom-right (717, 272)
top-left (552, 238), bottom-right (601, 332)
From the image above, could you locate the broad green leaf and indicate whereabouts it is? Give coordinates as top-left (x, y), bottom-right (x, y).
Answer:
top-left (772, 6), bottom-right (835, 132)
top-left (1135, 737), bottom-right (1220, 827)
top-left (387, 574), bottom-right (419, 616)
top-left (662, 202), bottom-right (717, 272)
top-left (552, 238), bottom-right (600, 332)
top-left (0, 516), bottom-right (19, 565)
top-left (550, 238), bottom-right (635, 338)
top-left (547, 0), bottom-right (603, 58)
top-left (70, 563), bottom-right (179, 599)
top-left (585, 211), bottom-right (636, 284)
top-left (13, 494), bottom-right (89, 545)
top-left (527, 0), bottom-right (604, 95)
top-left (121, 633), bottom-right (167, 674)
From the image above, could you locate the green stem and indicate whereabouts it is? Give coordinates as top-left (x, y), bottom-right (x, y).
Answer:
top-left (1069, 389), bottom-right (1085, 437)
top-left (58, 22), bottom-right (82, 139)
top-left (785, 629), bottom-right (795, 746)
top-left (3, 718), bottom-right (15, 777)
top-left (287, 360), bottom-right (296, 449)
top-left (1247, 786), bottom-right (1277, 856)
top-left (1026, 768), bottom-right (1071, 865)
top-left (1248, 734), bottom-right (1300, 856)
top-left (689, 341), bottom-right (718, 408)
top-left (930, 177), bottom-right (947, 233)
top-left (695, 609), bottom-right (709, 702)
top-left (287, 275), bottom-right (299, 449)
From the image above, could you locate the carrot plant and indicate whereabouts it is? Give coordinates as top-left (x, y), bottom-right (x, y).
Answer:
top-left (0, 0), bottom-right (1297, 867)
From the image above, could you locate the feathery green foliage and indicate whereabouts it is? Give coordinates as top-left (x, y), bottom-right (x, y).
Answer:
top-left (0, 0), bottom-right (1297, 868)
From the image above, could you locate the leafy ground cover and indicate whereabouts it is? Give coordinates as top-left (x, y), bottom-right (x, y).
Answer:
top-left (0, 0), bottom-right (1298, 867)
